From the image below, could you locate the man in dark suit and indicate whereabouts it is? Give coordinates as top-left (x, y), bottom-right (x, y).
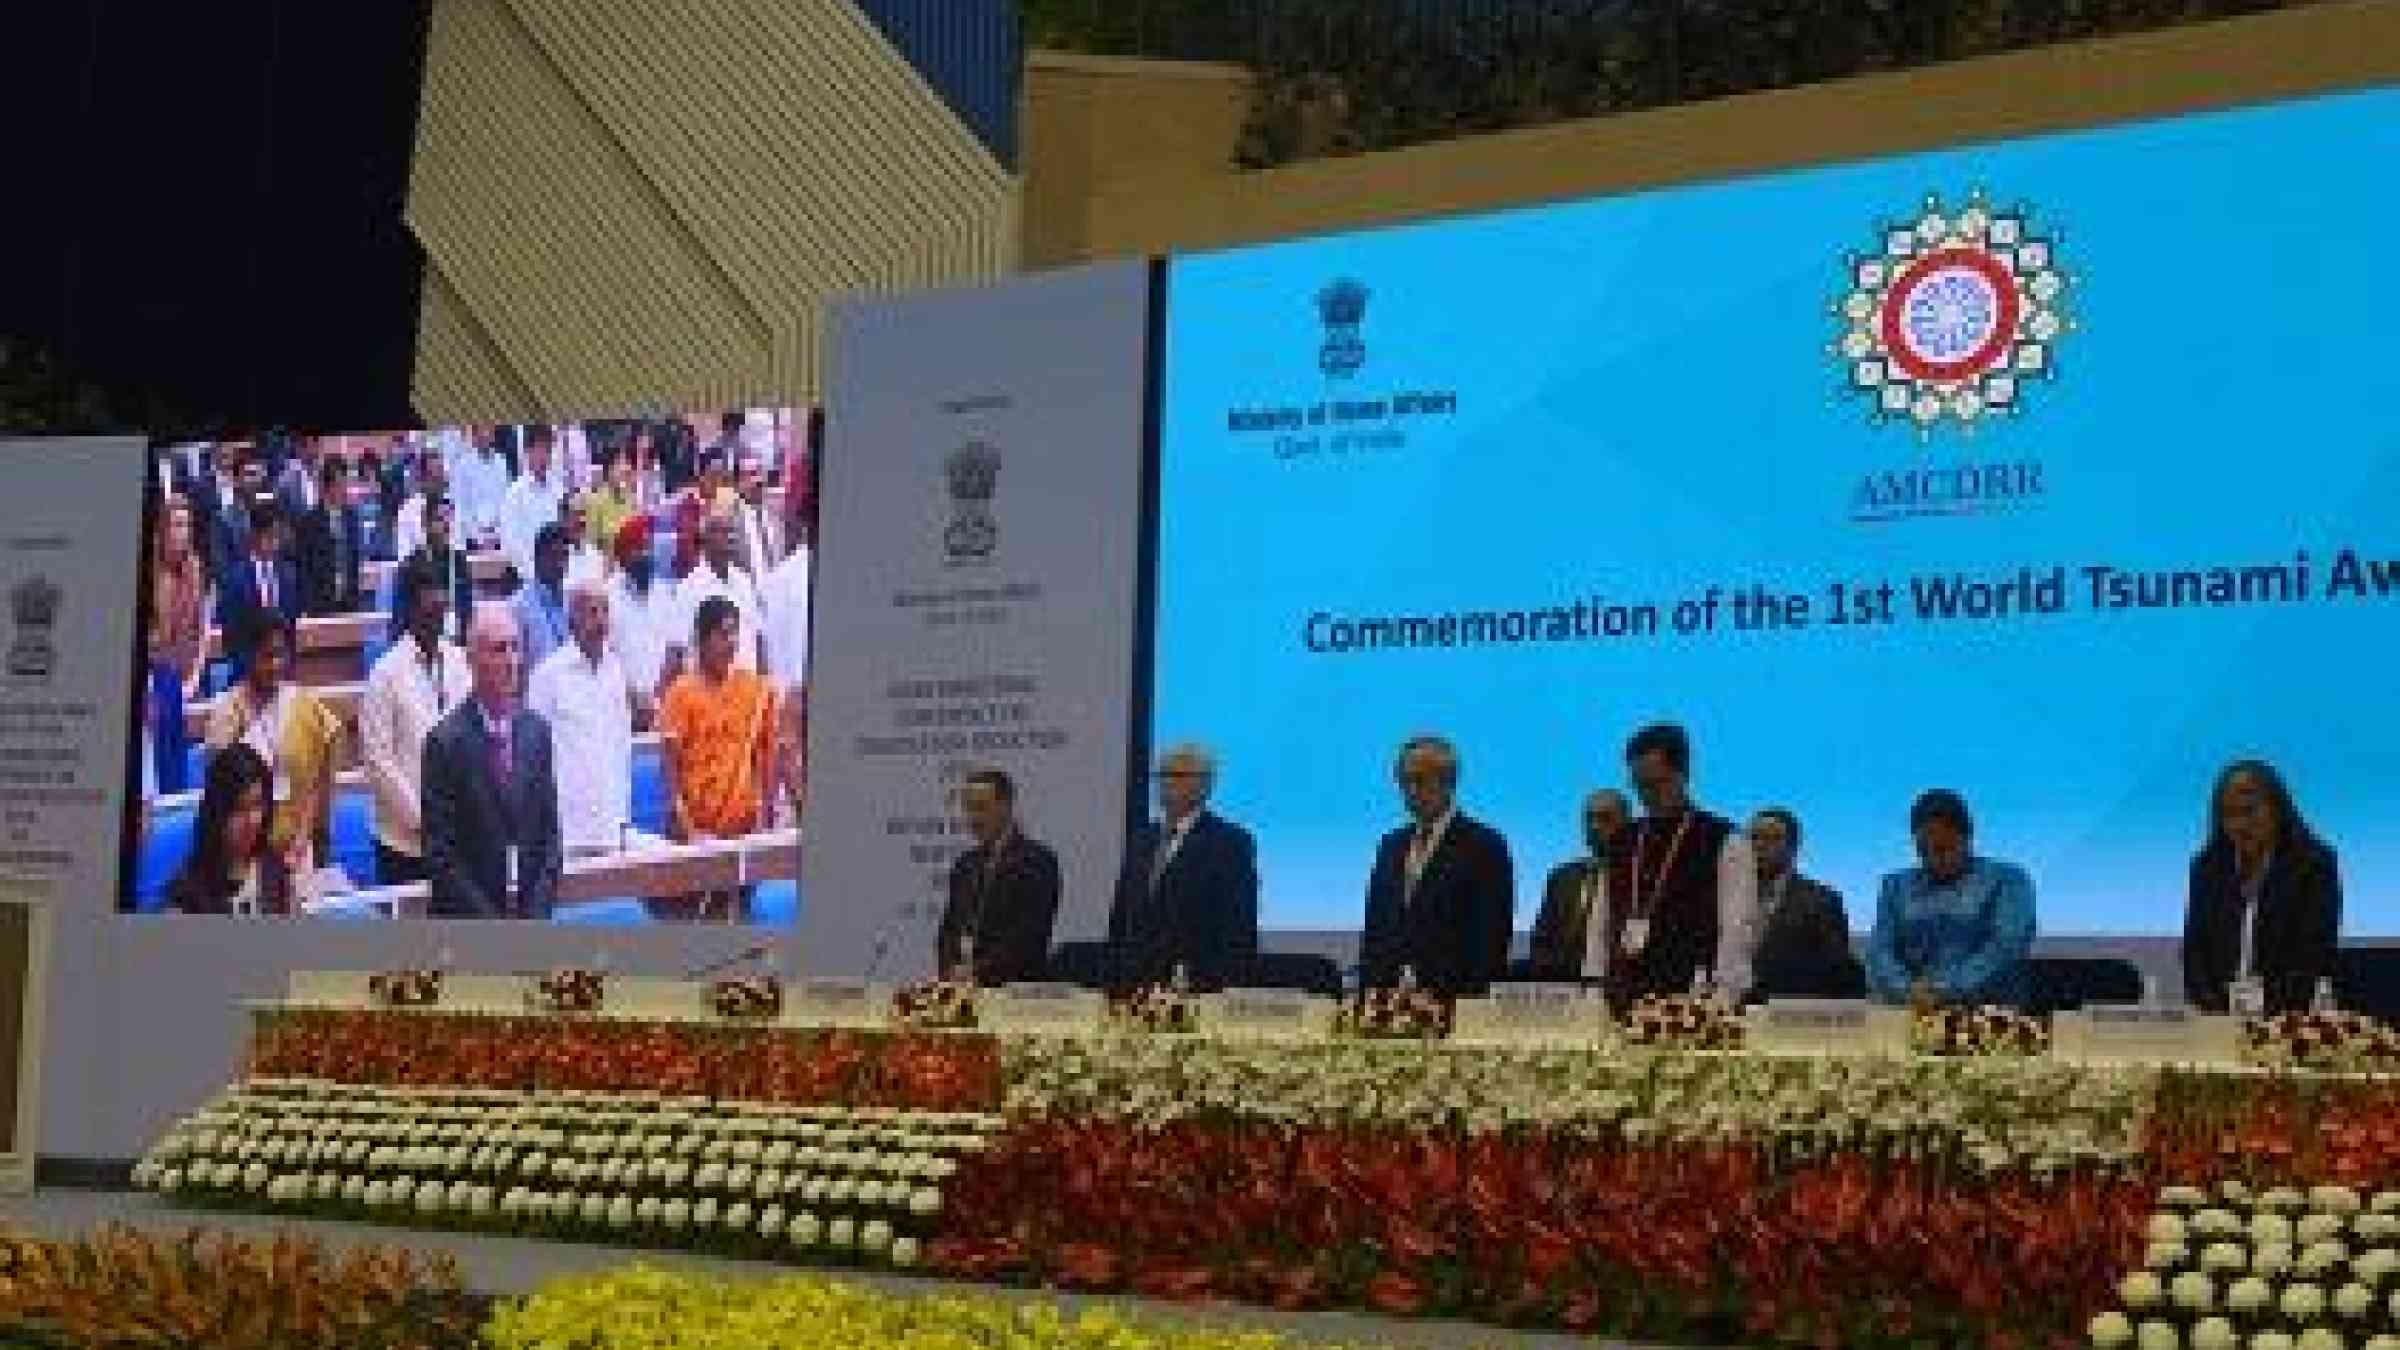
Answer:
top-left (1359, 735), bottom-right (1514, 994)
top-left (1106, 743), bottom-right (1259, 989)
top-left (1746, 807), bottom-right (1857, 999)
top-left (393, 489), bottom-right (477, 644)
top-left (218, 497), bottom-right (304, 632)
top-left (936, 768), bottom-right (1062, 985)
top-left (1528, 788), bottom-right (1632, 980)
top-left (421, 604), bottom-right (561, 918)
top-left (295, 455), bottom-right (367, 615)
top-left (274, 432), bottom-right (325, 524)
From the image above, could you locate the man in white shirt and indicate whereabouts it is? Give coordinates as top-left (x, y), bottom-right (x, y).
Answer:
top-left (670, 508), bottom-right (763, 675)
top-left (560, 493), bottom-right (606, 590)
top-left (450, 432), bottom-right (509, 551)
top-left (758, 536), bottom-right (810, 693)
top-left (528, 574), bottom-right (637, 854)
top-left (606, 516), bottom-right (675, 705)
top-left (391, 445), bottom-right (449, 563)
top-left (499, 425), bottom-right (566, 586)
top-left (359, 556), bottom-right (470, 885)
top-left (732, 453), bottom-right (784, 575)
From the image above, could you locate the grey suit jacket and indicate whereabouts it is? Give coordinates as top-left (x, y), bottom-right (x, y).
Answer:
top-left (421, 701), bottom-right (561, 918)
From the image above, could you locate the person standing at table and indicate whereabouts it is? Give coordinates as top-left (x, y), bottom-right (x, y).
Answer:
top-left (937, 768), bottom-right (1062, 985)
top-left (202, 608), bottom-right (341, 869)
top-left (1528, 788), bottom-right (1631, 981)
top-left (657, 596), bottom-right (780, 920)
top-left (360, 559), bottom-right (468, 886)
top-left (529, 574), bottom-right (637, 858)
top-left (1358, 735), bottom-right (1514, 994)
top-left (607, 516), bottom-right (675, 708)
top-left (422, 604), bottom-right (560, 918)
top-left (1865, 789), bottom-right (2035, 1008)
top-left (1747, 806), bottom-right (1856, 999)
top-left (1106, 743), bottom-right (1259, 989)
top-left (2182, 759), bottom-right (2343, 1014)
top-left (1602, 723), bottom-right (1757, 1005)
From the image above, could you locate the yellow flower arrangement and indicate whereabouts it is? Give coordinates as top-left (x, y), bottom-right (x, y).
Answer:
top-left (485, 1264), bottom-right (1352, 1349)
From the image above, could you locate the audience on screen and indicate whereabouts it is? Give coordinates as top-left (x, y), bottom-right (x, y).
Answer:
top-left (731, 452), bottom-right (784, 575)
top-left (937, 768), bottom-right (1061, 985)
top-left (657, 596), bottom-right (780, 920)
top-left (391, 445), bottom-right (447, 563)
top-left (200, 608), bottom-right (341, 873)
top-left (2183, 759), bottom-right (2344, 1014)
top-left (584, 447), bottom-right (640, 559)
top-left (511, 523), bottom-right (573, 681)
top-left (220, 497), bottom-right (302, 632)
top-left (500, 424), bottom-right (565, 587)
top-left (422, 603), bottom-right (561, 918)
top-left (529, 574), bottom-right (639, 856)
top-left (394, 489), bottom-right (476, 644)
top-left (607, 515), bottom-right (676, 703)
top-left (1358, 734), bottom-right (1514, 995)
top-left (670, 508), bottom-right (763, 674)
top-left (360, 558), bottom-right (469, 887)
top-left (146, 494), bottom-right (210, 795)
top-left (167, 743), bottom-right (301, 916)
top-left (1528, 788), bottom-right (1631, 981)
top-left (295, 455), bottom-right (367, 616)
top-left (1866, 789), bottom-right (2036, 1008)
top-left (758, 514), bottom-right (811, 695)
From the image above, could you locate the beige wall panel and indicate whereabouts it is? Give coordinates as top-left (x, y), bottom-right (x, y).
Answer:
top-left (1028, 0), bottom-right (2400, 264)
top-left (411, 0), bottom-right (1017, 422)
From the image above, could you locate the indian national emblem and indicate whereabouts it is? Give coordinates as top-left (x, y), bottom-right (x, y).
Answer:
top-left (1832, 191), bottom-right (2073, 435)
top-left (1316, 278), bottom-right (1369, 379)
top-left (7, 574), bottom-right (60, 681)
top-left (941, 440), bottom-right (1001, 564)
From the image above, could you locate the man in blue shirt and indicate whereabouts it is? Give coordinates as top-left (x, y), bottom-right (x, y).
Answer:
top-left (1865, 789), bottom-right (2036, 1008)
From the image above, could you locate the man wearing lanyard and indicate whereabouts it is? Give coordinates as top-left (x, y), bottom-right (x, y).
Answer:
top-left (1604, 722), bottom-right (1758, 1006)
top-left (1528, 788), bottom-right (1631, 981)
top-left (360, 559), bottom-right (470, 886)
top-left (935, 768), bottom-right (1061, 985)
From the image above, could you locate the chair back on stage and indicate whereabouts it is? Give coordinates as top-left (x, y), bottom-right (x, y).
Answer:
top-left (2334, 948), bottom-right (2400, 1023)
top-left (2025, 955), bottom-right (2142, 1014)
top-left (1235, 952), bottom-right (1343, 999)
top-left (1045, 940), bottom-right (1122, 991)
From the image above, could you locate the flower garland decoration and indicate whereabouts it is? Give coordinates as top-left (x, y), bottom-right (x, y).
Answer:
top-left (1333, 987), bottom-right (1452, 1040)
top-left (1107, 985), bottom-right (1200, 1035)
top-left (2244, 1012), bottom-right (2400, 1074)
top-left (1621, 993), bottom-right (1743, 1051)
top-left (892, 980), bottom-right (978, 1030)
top-left (709, 974), bottom-right (784, 1022)
top-left (1913, 1004), bottom-right (2052, 1058)
top-left (2089, 1181), bottom-right (2400, 1350)
top-left (533, 968), bottom-right (606, 1014)
top-left (131, 1079), bottom-right (1001, 1271)
top-left (367, 968), bottom-right (443, 1008)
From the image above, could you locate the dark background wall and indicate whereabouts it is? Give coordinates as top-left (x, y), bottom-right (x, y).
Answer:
top-left (1, 2), bottom-right (433, 434)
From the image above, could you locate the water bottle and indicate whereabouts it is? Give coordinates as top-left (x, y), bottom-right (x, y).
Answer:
top-left (1398, 964), bottom-right (1418, 993)
top-left (1691, 966), bottom-right (1718, 1003)
top-left (2312, 976), bottom-right (2338, 1015)
top-left (1170, 962), bottom-right (1191, 996)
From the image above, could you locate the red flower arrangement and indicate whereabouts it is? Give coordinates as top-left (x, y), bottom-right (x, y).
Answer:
top-left (244, 1009), bottom-right (1005, 1111)
top-left (892, 980), bottom-right (978, 1030)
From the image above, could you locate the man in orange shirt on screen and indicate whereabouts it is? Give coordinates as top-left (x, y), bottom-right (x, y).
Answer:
top-left (657, 594), bottom-right (779, 921)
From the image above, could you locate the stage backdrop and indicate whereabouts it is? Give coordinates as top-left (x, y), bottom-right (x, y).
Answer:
top-left (1155, 85), bottom-right (2400, 937)
top-left (802, 261), bottom-right (1151, 977)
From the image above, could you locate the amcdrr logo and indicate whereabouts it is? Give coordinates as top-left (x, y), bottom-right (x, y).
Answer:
top-left (1833, 192), bottom-right (2073, 434)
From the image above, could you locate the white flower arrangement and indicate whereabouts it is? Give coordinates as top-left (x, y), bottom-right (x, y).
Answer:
top-left (2098, 1185), bottom-right (2400, 1350)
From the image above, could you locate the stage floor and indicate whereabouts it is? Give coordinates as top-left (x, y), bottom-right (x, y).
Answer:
top-left (0, 1187), bottom-right (1660, 1349)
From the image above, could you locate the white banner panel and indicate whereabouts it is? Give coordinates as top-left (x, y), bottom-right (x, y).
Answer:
top-left (800, 262), bottom-right (1151, 978)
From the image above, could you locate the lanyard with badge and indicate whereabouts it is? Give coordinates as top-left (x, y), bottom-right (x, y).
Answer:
top-left (1618, 814), bottom-right (1692, 958)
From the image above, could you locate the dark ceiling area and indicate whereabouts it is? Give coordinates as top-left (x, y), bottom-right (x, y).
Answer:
top-left (2, 2), bottom-right (432, 435)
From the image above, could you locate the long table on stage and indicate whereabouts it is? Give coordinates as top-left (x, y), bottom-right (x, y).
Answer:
top-left (312, 827), bottom-right (800, 917)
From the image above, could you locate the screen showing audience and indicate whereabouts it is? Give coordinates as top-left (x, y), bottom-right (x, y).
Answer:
top-left (1154, 87), bottom-right (2400, 935)
top-left (128, 411), bottom-right (815, 922)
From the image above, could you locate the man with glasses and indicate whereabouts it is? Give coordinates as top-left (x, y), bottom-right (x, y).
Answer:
top-left (1105, 743), bottom-right (1259, 989)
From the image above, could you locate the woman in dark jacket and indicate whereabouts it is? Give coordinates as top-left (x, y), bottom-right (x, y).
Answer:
top-left (2182, 759), bottom-right (2342, 1013)
top-left (166, 743), bottom-right (296, 916)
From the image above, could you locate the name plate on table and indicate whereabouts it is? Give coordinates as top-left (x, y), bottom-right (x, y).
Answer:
top-left (1207, 988), bottom-right (1327, 1039)
top-left (1746, 1000), bottom-right (1909, 1057)
top-left (2055, 1007), bottom-right (2238, 1064)
top-left (980, 982), bottom-right (1102, 1034)
top-left (1453, 984), bottom-right (1606, 1045)
top-left (793, 978), bottom-right (885, 1026)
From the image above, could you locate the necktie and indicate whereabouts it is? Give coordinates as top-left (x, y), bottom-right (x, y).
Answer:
top-left (487, 719), bottom-right (512, 792)
top-left (1147, 823), bottom-right (1181, 894)
top-left (1404, 824), bottom-right (1434, 902)
top-left (260, 562), bottom-right (276, 612)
